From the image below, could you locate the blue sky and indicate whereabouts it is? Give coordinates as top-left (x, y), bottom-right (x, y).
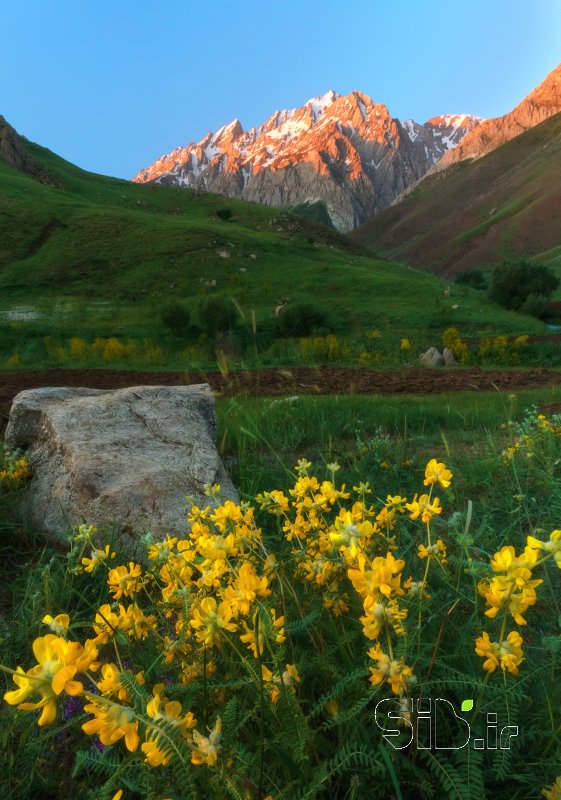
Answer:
top-left (1, 1), bottom-right (560, 179)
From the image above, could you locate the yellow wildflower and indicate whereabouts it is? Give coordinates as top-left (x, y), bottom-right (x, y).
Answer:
top-left (4, 634), bottom-right (98, 726)
top-left (360, 596), bottom-right (407, 639)
top-left (423, 459), bottom-right (453, 488)
top-left (239, 609), bottom-right (285, 657)
top-left (190, 597), bottom-right (237, 646)
top-left (42, 613), bottom-right (70, 637)
top-left (406, 494), bottom-right (442, 524)
top-left (475, 631), bottom-right (524, 675)
top-left (82, 544), bottom-right (116, 573)
top-left (107, 563), bottom-right (144, 600)
top-left (478, 577), bottom-right (541, 625)
top-left (527, 529), bottom-right (561, 568)
top-left (191, 717), bottom-right (221, 766)
top-left (147, 535), bottom-right (178, 562)
top-left (329, 511), bottom-right (374, 558)
top-left (146, 690), bottom-right (196, 733)
top-left (417, 539), bottom-right (447, 564)
top-left (261, 663), bottom-right (300, 703)
top-left (82, 696), bottom-right (139, 751)
top-left (542, 777), bottom-right (561, 800)
top-left (221, 561), bottom-right (271, 617)
top-left (97, 663), bottom-right (144, 702)
top-left (347, 553), bottom-right (405, 600)
top-left (490, 545), bottom-right (538, 588)
top-left (367, 645), bottom-right (414, 696)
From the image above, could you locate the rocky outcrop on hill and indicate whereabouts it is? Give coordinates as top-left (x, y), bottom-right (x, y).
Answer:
top-left (434, 62), bottom-right (561, 170)
top-left (5, 385), bottom-right (238, 544)
top-left (0, 115), bottom-right (58, 186)
top-left (133, 92), bottom-right (482, 231)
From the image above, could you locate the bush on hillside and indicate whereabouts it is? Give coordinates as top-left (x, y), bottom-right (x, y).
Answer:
top-left (199, 296), bottom-right (234, 336)
top-left (276, 302), bottom-right (329, 338)
top-left (215, 207), bottom-right (234, 222)
top-left (456, 269), bottom-right (486, 290)
top-left (489, 260), bottom-right (559, 312)
top-left (520, 292), bottom-right (548, 319)
top-left (161, 302), bottom-right (191, 338)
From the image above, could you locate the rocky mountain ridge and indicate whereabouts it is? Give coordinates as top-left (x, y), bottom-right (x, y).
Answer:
top-left (133, 91), bottom-right (482, 230)
top-left (0, 115), bottom-right (58, 186)
top-left (434, 62), bottom-right (561, 170)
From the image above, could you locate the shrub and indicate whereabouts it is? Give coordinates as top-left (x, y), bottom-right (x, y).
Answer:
top-left (456, 269), bottom-right (486, 290)
top-left (215, 207), bottom-right (234, 222)
top-left (489, 260), bottom-right (559, 311)
top-left (276, 302), bottom-right (328, 338)
top-left (69, 337), bottom-right (87, 359)
top-left (442, 327), bottom-right (470, 363)
top-left (103, 337), bottom-right (127, 362)
top-left (199, 296), bottom-right (234, 337)
top-left (520, 292), bottom-right (548, 318)
top-left (161, 302), bottom-right (191, 337)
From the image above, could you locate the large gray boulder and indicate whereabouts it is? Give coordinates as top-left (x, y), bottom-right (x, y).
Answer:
top-left (5, 385), bottom-right (238, 544)
top-left (442, 347), bottom-right (458, 366)
top-left (419, 347), bottom-right (445, 367)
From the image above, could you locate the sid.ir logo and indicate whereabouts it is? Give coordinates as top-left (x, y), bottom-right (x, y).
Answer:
top-left (375, 698), bottom-right (519, 751)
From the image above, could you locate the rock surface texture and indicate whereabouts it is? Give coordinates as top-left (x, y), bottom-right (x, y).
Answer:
top-left (5, 385), bottom-right (238, 542)
top-left (133, 91), bottom-right (481, 230)
top-left (0, 115), bottom-right (58, 186)
top-left (434, 62), bottom-right (561, 170)
top-left (442, 348), bottom-right (458, 366)
top-left (419, 348), bottom-right (445, 368)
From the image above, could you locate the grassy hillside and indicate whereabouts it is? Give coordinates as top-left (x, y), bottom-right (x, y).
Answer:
top-left (351, 112), bottom-right (561, 283)
top-left (0, 133), bottom-right (550, 370)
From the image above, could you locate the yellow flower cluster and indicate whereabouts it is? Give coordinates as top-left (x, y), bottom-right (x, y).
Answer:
top-left (0, 449), bottom-right (30, 489)
top-left (4, 627), bottom-right (99, 726)
top-left (542, 777), bottom-right (561, 800)
top-left (24, 453), bottom-right (561, 790)
top-left (475, 531), bottom-right (561, 675)
top-left (442, 327), bottom-right (470, 364)
top-left (258, 457), bottom-right (453, 696)
top-left (502, 411), bottom-right (561, 463)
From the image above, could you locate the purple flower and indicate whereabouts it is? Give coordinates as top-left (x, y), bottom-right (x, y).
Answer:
top-left (63, 695), bottom-right (83, 721)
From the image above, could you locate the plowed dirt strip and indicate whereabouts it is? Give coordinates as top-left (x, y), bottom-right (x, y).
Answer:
top-left (1, 366), bottom-right (560, 423)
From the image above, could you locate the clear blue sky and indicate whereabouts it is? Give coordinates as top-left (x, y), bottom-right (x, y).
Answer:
top-left (1, 0), bottom-right (560, 179)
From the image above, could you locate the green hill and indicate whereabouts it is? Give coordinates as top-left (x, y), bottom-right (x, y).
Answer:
top-left (0, 124), bottom-right (550, 369)
top-left (351, 112), bottom-right (561, 283)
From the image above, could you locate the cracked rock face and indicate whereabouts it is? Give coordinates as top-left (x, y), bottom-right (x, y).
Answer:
top-left (5, 385), bottom-right (238, 544)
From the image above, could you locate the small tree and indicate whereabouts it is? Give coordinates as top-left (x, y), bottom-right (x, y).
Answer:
top-left (276, 302), bottom-right (328, 338)
top-left (489, 260), bottom-right (559, 311)
top-left (199, 296), bottom-right (233, 337)
top-left (216, 207), bottom-right (234, 222)
top-left (520, 292), bottom-right (548, 318)
top-left (161, 303), bottom-right (191, 337)
top-left (456, 269), bottom-right (486, 290)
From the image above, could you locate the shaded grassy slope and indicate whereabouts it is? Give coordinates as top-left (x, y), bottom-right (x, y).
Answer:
top-left (351, 112), bottom-right (561, 281)
top-left (0, 135), bottom-right (548, 346)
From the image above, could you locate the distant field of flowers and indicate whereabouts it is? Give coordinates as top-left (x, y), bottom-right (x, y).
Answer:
top-left (2, 325), bottom-right (559, 372)
top-left (1, 405), bottom-right (560, 799)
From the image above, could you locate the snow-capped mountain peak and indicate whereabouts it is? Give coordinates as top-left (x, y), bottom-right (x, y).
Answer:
top-left (133, 90), bottom-right (483, 230)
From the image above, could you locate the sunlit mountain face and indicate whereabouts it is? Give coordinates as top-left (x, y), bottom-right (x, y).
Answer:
top-left (133, 90), bottom-right (482, 230)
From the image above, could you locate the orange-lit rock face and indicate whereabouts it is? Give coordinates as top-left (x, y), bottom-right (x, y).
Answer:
top-left (133, 90), bottom-right (482, 230)
top-left (434, 62), bottom-right (561, 171)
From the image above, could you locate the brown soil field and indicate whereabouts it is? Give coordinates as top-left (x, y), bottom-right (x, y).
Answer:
top-left (1, 366), bottom-right (561, 433)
